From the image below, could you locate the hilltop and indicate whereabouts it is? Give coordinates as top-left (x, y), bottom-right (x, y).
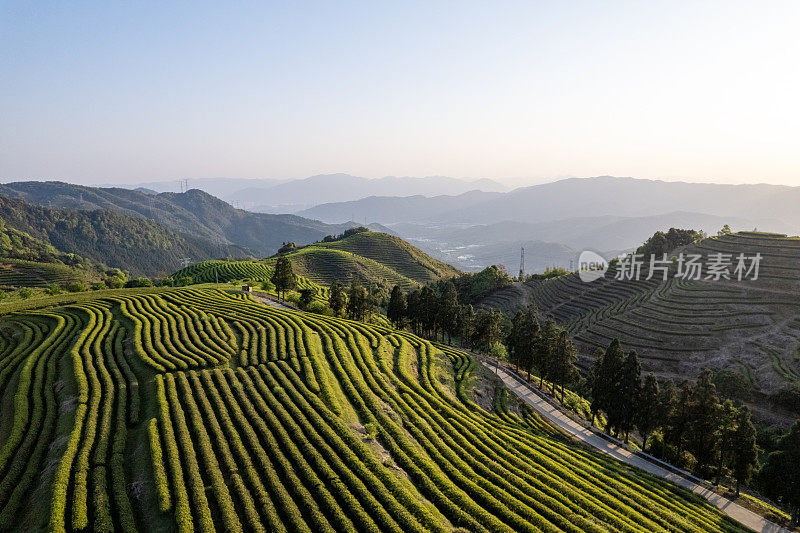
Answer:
top-left (279, 230), bottom-right (459, 289)
top-left (172, 230), bottom-right (460, 292)
top-left (479, 231), bottom-right (800, 424)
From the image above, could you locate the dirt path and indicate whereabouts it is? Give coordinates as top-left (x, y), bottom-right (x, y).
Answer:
top-left (250, 292), bottom-right (295, 310)
top-left (487, 363), bottom-right (789, 533)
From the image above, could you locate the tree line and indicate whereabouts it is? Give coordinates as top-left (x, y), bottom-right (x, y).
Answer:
top-left (585, 339), bottom-right (758, 495)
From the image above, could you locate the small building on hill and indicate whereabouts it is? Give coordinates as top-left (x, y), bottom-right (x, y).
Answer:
top-left (242, 284), bottom-right (252, 293)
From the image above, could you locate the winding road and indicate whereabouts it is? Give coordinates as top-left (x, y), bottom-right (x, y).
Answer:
top-left (486, 363), bottom-right (790, 533)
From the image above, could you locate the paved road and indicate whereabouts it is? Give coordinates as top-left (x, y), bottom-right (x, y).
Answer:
top-left (486, 363), bottom-right (790, 533)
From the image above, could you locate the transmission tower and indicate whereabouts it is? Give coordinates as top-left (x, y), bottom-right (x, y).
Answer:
top-left (519, 247), bottom-right (525, 280)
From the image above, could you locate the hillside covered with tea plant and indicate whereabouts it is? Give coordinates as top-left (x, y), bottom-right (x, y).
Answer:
top-left (480, 232), bottom-right (800, 424)
top-left (0, 286), bottom-right (747, 532)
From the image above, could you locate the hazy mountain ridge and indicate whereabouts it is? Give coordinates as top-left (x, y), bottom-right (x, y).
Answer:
top-left (296, 176), bottom-right (800, 228)
top-left (234, 174), bottom-right (508, 213)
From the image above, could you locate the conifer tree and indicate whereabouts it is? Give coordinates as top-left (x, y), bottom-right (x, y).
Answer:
top-left (438, 281), bottom-right (460, 343)
top-left (551, 330), bottom-right (579, 402)
top-left (730, 406), bottom-right (757, 496)
top-left (346, 279), bottom-right (369, 321)
top-left (635, 373), bottom-right (661, 451)
top-left (387, 285), bottom-right (407, 328)
top-left (535, 316), bottom-right (559, 389)
top-left (271, 256), bottom-right (296, 300)
top-left (328, 280), bottom-right (347, 317)
top-left (760, 421), bottom-right (800, 524)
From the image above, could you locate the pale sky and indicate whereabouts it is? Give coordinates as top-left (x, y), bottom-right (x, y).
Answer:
top-left (1, 1), bottom-right (799, 186)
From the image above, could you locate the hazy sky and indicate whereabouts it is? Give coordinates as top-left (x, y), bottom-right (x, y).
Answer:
top-left (1, 1), bottom-right (799, 186)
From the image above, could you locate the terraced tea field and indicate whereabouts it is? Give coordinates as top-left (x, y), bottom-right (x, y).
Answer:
top-left (313, 232), bottom-right (460, 285)
top-left (480, 232), bottom-right (800, 422)
top-left (171, 260), bottom-right (330, 301)
top-left (0, 287), bottom-right (747, 531)
top-left (0, 259), bottom-right (88, 288)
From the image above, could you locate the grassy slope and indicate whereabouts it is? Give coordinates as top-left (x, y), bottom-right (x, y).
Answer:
top-left (282, 231), bottom-right (459, 289)
top-left (0, 286), bottom-right (746, 532)
top-left (313, 232), bottom-right (460, 284)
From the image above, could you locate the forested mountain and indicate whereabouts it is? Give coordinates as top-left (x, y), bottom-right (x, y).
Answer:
top-left (0, 181), bottom-right (369, 256)
top-left (0, 195), bottom-right (247, 276)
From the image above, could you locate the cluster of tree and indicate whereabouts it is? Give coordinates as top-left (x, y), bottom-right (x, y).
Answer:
top-left (586, 340), bottom-right (758, 493)
top-left (505, 305), bottom-right (580, 402)
top-left (636, 227), bottom-right (706, 258)
top-left (758, 421), bottom-right (800, 523)
top-left (441, 265), bottom-right (513, 304)
top-left (277, 242), bottom-right (297, 254)
top-left (321, 226), bottom-right (369, 243)
top-left (522, 266), bottom-right (570, 282)
top-left (326, 278), bottom-right (383, 321)
top-left (387, 281), bottom-right (506, 350)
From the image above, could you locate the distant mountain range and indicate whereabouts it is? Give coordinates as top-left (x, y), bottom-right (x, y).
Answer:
top-left (98, 174), bottom-right (508, 213)
top-left (300, 176), bottom-right (800, 229)
top-left (227, 174), bottom-right (507, 213)
top-left (296, 176), bottom-right (800, 271)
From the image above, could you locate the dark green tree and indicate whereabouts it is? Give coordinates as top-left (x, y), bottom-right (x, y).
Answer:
top-left (759, 421), bottom-right (800, 524)
top-left (299, 288), bottom-right (315, 309)
top-left (407, 289), bottom-right (422, 335)
top-left (587, 348), bottom-right (605, 427)
top-left (438, 281), bottom-right (460, 343)
top-left (534, 316), bottom-right (559, 389)
top-left (714, 400), bottom-right (739, 486)
top-left (593, 338), bottom-right (625, 434)
top-left (270, 256), bottom-right (296, 300)
top-left (507, 310), bottom-right (525, 372)
top-left (346, 279), bottom-right (369, 321)
top-left (458, 304), bottom-right (476, 348)
top-left (686, 369), bottom-right (721, 477)
top-left (507, 304), bottom-right (540, 378)
top-left (663, 382), bottom-right (692, 464)
top-left (730, 406), bottom-right (758, 496)
top-left (551, 330), bottom-right (580, 402)
top-left (615, 350), bottom-right (641, 442)
top-left (636, 373), bottom-right (661, 452)
top-left (472, 310), bottom-right (503, 351)
top-left (386, 285), bottom-right (407, 329)
top-left (328, 280), bottom-right (347, 317)
top-left (420, 286), bottom-right (438, 338)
